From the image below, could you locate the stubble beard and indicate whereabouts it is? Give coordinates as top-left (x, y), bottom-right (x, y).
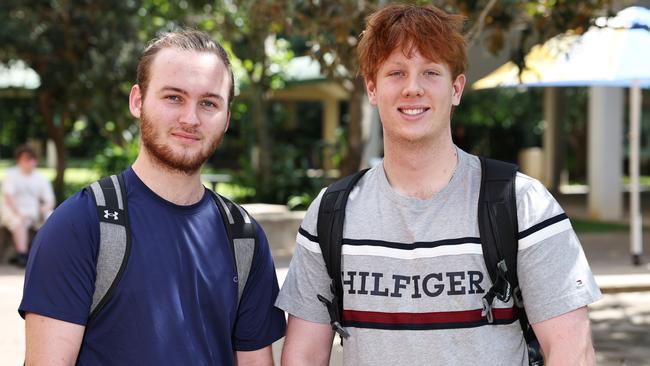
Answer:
top-left (139, 109), bottom-right (223, 175)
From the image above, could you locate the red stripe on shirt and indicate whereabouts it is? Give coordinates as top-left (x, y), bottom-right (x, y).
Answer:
top-left (343, 307), bottom-right (516, 325)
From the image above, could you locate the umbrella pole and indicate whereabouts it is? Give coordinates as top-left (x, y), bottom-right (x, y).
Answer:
top-left (630, 80), bottom-right (643, 265)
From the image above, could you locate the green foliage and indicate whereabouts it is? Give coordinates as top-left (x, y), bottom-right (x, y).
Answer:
top-left (452, 88), bottom-right (544, 161)
top-left (14, 166), bottom-right (100, 200)
top-left (0, 97), bottom-right (47, 158)
top-left (287, 192), bottom-right (314, 211)
top-left (93, 140), bottom-right (140, 178)
top-left (0, 1), bottom-right (141, 129)
top-left (563, 88), bottom-right (589, 181)
top-left (234, 143), bottom-right (325, 205)
top-left (212, 182), bottom-right (255, 203)
top-left (0, 0), bottom-right (143, 200)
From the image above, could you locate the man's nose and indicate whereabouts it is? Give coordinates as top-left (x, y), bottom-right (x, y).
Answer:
top-left (402, 75), bottom-right (424, 97)
top-left (179, 103), bottom-right (200, 125)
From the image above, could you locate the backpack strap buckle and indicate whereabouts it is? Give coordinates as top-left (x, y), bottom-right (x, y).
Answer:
top-left (482, 260), bottom-right (514, 323)
top-left (317, 284), bottom-right (350, 339)
top-left (481, 296), bottom-right (495, 323)
top-left (513, 286), bottom-right (524, 308)
top-left (492, 259), bottom-right (513, 302)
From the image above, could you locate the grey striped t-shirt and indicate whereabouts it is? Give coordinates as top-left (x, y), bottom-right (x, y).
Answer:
top-left (276, 148), bottom-right (601, 366)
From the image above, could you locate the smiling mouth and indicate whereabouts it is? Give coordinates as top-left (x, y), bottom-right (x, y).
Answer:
top-left (398, 107), bottom-right (429, 116)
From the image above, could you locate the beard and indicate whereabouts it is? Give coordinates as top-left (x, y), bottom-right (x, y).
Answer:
top-left (139, 108), bottom-right (223, 175)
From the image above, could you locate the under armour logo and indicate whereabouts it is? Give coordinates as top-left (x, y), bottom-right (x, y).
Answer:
top-left (103, 210), bottom-right (119, 220)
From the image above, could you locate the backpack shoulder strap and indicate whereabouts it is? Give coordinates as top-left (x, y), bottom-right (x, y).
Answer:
top-left (316, 168), bottom-right (369, 339)
top-left (478, 156), bottom-right (519, 292)
top-left (210, 192), bottom-right (258, 308)
top-left (87, 173), bottom-right (131, 323)
top-left (478, 157), bottom-right (544, 364)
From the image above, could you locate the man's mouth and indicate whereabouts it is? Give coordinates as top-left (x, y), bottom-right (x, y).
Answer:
top-left (398, 107), bottom-right (429, 116)
top-left (172, 131), bottom-right (201, 141)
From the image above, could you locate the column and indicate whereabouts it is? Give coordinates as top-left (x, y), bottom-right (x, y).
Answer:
top-left (587, 86), bottom-right (624, 220)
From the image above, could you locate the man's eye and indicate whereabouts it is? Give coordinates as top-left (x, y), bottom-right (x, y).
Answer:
top-left (425, 70), bottom-right (440, 77)
top-left (389, 71), bottom-right (405, 77)
top-left (201, 100), bottom-right (217, 109)
top-left (165, 95), bottom-right (181, 102)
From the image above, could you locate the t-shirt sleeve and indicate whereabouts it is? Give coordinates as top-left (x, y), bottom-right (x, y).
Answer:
top-left (38, 173), bottom-right (55, 205)
top-left (2, 169), bottom-right (16, 195)
top-left (514, 174), bottom-right (602, 324)
top-left (275, 190), bottom-right (333, 324)
top-left (232, 220), bottom-right (287, 351)
top-left (19, 189), bottom-right (99, 325)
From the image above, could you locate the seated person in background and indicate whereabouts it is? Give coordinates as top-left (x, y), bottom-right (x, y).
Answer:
top-left (1, 145), bottom-right (54, 267)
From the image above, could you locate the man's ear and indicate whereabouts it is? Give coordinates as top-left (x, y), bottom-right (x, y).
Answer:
top-left (451, 74), bottom-right (466, 106)
top-left (224, 110), bottom-right (231, 133)
top-left (366, 78), bottom-right (378, 106)
top-left (129, 84), bottom-right (143, 118)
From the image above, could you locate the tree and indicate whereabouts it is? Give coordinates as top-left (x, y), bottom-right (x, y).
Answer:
top-left (0, 0), bottom-right (141, 201)
top-left (208, 1), bottom-right (289, 200)
top-left (182, 1), bottom-right (293, 201)
top-left (450, 0), bottom-right (613, 73)
top-left (289, 0), bottom-right (376, 177)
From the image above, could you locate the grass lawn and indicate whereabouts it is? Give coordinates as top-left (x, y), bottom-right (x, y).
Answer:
top-left (570, 218), bottom-right (631, 233)
top-left (0, 162), bottom-right (249, 201)
top-left (1, 162), bottom-right (646, 215)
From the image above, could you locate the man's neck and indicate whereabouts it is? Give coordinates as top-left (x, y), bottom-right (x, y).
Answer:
top-left (382, 133), bottom-right (458, 200)
top-left (18, 165), bottom-right (34, 175)
top-left (131, 152), bottom-right (205, 206)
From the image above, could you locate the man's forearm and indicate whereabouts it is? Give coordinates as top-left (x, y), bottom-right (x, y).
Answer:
top-left (543, 336), bottom-right (596, 366)
top-left (235, 346), bottom-right (274, 366)
top-left (25, 313), bottom-right (84, 366)
top-left (3, 193), bottom-right (22, 217)
top-left (532, 307), bottom-right (596, 366)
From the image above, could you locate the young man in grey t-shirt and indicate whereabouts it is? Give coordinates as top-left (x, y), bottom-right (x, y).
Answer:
top-left (276, 4), bottom-right (601, 366)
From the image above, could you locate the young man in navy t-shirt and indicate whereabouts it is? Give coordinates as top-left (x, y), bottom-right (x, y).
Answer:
top-left (20, 30), bottom-right (286, 365)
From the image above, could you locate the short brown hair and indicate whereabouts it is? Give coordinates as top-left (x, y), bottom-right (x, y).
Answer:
top-left (357, 4), bottom-right (467, 82)
top-left (136, 29), bottom-right (235, 107)
top-left (14, 145), bottom-right (37, 161)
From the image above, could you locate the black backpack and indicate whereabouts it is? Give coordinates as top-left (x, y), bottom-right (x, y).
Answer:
top-left (316, 157), bottom-right (543, 365)
top-left (85, 173), bottom-right (258, 323)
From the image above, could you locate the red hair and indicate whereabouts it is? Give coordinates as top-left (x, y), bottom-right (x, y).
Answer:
top-left (357, 4), bottom-right (467, 82)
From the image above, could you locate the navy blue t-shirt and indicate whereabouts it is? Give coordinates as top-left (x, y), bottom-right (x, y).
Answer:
top-left (20, 168), bottom-right (286, 365)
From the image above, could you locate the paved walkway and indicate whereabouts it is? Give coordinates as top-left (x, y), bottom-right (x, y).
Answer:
top-left (590, 291), bottom-right (650, 365)
top-left (0, 266), bottom-right (26, 366)
top-left (558, 193), bottom-right (650, 292)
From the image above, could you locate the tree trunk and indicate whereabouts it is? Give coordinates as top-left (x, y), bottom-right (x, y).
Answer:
top-left (39, 92), bottom-right (67, 203)
top-left (250, 84), bottom-right (272, 200)
top-left (341, 76), bottom-right (366, 176)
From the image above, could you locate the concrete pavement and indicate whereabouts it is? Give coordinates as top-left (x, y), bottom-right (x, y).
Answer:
top-left (590, 291), bottom-right (650, 365)
top-left (0, 266), bottom-right (26, 366)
